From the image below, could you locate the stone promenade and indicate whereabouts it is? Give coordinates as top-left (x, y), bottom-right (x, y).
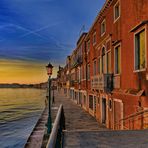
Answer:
top-left (24, 90), bottom-right (148, 148)
top-left (51, 91), bottom-right (106, 131)
top-left (51, 91), bottom-right (148, 148)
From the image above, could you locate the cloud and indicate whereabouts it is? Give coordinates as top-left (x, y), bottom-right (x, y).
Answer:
top-left (11, 24), bottom-right (48, 40)
top-left (19, 21), bottom-right (63, 38)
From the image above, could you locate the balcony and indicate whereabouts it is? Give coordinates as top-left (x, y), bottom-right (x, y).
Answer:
top-left (91, 74), bottom-right (113, 92)
top-left (70, 80), bottom-right (76, 87)
top-left (72, 55), bottom-right (83, 68)
top-left (70, 80), bottom-right (78, 87)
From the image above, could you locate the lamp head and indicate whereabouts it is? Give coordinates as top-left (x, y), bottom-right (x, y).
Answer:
top-left (46, 62), bottom-right (53, 76)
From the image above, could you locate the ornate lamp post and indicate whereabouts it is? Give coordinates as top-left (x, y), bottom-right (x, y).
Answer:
top-left (52, 83), bottom-right (55, 103)
top-left (46, 62), bottom-right (53, 134)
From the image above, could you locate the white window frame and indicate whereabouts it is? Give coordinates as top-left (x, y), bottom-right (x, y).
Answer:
top-left (134, 27), bottom-right (147, 72)
top-left (114, 43), bottom-right (121, 75)
top-left (114, 0), bottom-right (120, 23)
top-left (101, 19), bottom-right (106, 36)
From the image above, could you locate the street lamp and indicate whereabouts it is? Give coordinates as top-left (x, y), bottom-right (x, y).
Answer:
top-left (52, 83), bottom-right (55, 104)
top-left (46, 62), bottom-right (53, 134)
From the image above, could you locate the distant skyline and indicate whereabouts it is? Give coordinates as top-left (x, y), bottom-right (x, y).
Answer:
top-left (0, 0), bottom-right (105, 84)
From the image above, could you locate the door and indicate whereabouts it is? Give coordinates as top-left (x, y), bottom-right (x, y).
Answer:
top-left (114, 100), bottom-right (123, 129)
top-left (102, 98), bottom-right (106, 124)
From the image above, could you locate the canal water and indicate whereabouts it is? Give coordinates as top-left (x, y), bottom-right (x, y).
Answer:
top-left (0, 88), bottom-right (46, 148)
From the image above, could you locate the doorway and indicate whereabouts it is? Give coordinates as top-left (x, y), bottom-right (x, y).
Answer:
top-left (102, 98), bottom-right (106, 124)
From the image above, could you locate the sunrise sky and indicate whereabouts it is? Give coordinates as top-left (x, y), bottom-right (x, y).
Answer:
top-left (0, 0), bottom-right (104, 84)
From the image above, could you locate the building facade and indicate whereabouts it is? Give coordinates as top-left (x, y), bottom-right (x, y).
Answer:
top-left (57, 0), bottom-right (148, 130)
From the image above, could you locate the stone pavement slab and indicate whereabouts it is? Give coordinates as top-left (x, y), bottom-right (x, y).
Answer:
top-left (64, 130), bottom-right (148, 148)
top-left (51, 91), bottom-right (148, 148)
top-left (51, 91), bottom-right (106, 131)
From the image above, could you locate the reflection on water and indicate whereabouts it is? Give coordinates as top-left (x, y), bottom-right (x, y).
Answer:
top-left (0, 88), bottom-right (46, 148)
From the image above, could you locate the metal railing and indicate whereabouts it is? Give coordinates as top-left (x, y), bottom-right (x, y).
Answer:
top-left (114, 109), bottom-right (148, 130)
top-left (46, 104), bottom-right (65, 148)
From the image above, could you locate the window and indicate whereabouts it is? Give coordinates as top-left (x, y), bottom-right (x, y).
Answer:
top-left (102, 47), bottom-right (106, 73)
top-left (109, 99), bottom-right (112, 110)
top-left (84, 65), bottom-right (86, 79)
top-left (75, 70), bottom-right (78, 81)
top-left (87, 40), bottom-right (90, 53)
top-left (135, 29), bottom-right (146, 70)
top-left (87, 64), bottom-right (90, 80)
top-left (114, 1), bottom-right (120, 21)
top-left (93, 32), bottom-right (96, 45)
top-left (94, 96), bottom-right (96, 113)
top-left (89, 95), bottom-right (93, 110)
top-left (78, 68), bottom-right (81, 82)
top-left (98, 58), bottom-right (101, 74)
top-left (107, 52), bottom-right (111, 73)
top-left (84, 95), bottom-right (86, 106)
top-left (80, 66), bottom-right (83, 80)
top-left (93, 60), bottom-right (97, 75)
top-left (101, 19), bottom-right (106, 36)
top-left (115, 45), bottom-right (121, 74)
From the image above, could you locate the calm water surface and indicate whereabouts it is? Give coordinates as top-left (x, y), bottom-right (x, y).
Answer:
top-left (0, 88), bottom-right (46, 148)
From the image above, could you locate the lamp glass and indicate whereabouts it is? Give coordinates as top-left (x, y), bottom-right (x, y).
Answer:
top-left (46, 67), bottom-right (53, 76)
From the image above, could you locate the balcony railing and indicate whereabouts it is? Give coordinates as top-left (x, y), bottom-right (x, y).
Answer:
top-left (72, 55), bottom-right (83, 68)
top-left (70, 80), bottom-right (75, 87)
top-left (91, 74), bottom-right (113, 92)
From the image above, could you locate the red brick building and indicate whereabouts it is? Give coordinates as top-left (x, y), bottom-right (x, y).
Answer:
top-left (57, 0), bottom-right (148, 130)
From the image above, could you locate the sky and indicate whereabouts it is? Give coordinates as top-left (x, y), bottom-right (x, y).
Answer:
top-left (0, 0), bottom-right (104, 84)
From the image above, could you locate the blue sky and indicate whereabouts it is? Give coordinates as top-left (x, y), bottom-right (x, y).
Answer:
top-left (0, 0), bottom-right (104, 65)
top-left (0, 0), bottom-right (105, 83)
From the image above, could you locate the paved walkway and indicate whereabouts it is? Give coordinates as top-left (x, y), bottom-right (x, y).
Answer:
top-left (52, 91), bottom-right (148, 148)
top-left (25, 90), bottom-right (148, 148)
top-left (64, 130), bottom-right (148, 148)
top-left (51, 91), bottom-right (106, 131)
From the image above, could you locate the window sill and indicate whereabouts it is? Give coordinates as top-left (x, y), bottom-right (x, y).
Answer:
top-left (133, 69), bottom-right (146, 73)
top-left (114, 73), bottom-right (121, 76)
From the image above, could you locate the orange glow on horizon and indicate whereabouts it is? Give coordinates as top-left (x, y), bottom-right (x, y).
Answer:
top-left (0, 59), bottom-right (58, 84)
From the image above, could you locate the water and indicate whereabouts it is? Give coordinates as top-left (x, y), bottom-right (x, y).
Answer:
top-left (0, 88), bottom-right (46, 148)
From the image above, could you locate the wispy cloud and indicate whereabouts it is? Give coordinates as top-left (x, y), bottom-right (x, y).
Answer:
top-left (19, 21), bottom-right (63, 38)
top-left (12, 24), bottom-right (48, 40)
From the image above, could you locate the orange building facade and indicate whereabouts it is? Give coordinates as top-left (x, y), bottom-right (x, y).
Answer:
top-left (57, 0), bottom-right (148, 130)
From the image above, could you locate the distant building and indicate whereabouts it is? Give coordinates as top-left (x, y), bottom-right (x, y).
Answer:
top-left (57, 0), bottom-right (148, 130)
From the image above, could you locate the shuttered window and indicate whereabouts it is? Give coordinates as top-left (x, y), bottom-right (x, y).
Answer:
top-left (93, 60), bottom-right (97, 75)
top-left (135, 29), bottom-right (146, 70)
top-left (114, 1), bottom-right (120, 21)
top-left (115, 45), bottom-right (121, 74)
top-left (107, 52), bottom-right (111, 74)
top-left (89, 95), bottom-right (93, 110)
